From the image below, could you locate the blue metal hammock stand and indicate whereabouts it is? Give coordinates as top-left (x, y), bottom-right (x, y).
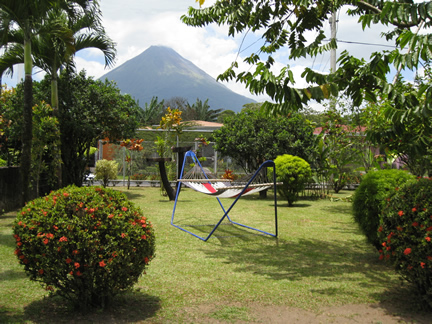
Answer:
top-left (171, 150), bottom-right (279, 241)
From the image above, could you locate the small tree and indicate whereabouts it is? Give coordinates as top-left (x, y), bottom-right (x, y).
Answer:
top-left (95, 159), bottom-right (118, 188)
top-left (120, 138), bottom-right (144, 190)
top-left (273, 154), bottom-right (312, 207)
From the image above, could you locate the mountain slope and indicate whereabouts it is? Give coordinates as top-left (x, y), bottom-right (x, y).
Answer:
top-left (98, 46), bottom-right (255, 112)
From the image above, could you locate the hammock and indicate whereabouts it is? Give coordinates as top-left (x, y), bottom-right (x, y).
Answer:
top-left (178, 177), bottom-right (276, 198)
top-left (171, 150), bottom-right (279, 241)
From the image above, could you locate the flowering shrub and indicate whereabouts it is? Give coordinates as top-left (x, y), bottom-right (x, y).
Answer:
top-left (352, 169), bottom-right (415, 250)
top-left (378, 178), bottom-right (432, 308)
top-left (13, 186), bottom-right (155, 309)
top-left (131, 173), bottom-right (147, 180)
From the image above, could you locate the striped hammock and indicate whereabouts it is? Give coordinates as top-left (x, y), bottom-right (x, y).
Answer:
top-left (178, 178), bottom-right (275, 198)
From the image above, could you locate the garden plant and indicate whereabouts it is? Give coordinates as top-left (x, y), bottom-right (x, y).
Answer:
top-left (12, 186), bottom-right (155, 309)
top-left (352, 169), bottom-right (415, 250)
top-left (378, 178), bottom-right (432, 308)
top-left (95, 159), bottom-right (119, 188)
top-left (272, 154), bottom-right (312, 206)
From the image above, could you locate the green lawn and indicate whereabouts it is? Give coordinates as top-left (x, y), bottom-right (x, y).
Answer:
top-left (0, 187), bottom-right (427, 322)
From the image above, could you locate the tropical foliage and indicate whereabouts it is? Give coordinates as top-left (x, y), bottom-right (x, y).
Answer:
top-left (13, 185), bottom-right (155, 309)
top-left (213, 108), bottom-right (315, 173)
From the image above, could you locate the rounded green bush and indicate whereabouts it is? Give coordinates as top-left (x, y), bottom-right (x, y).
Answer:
top-left (95, 159), bottom-right (119, 187)
top-left (352, 169), bottom-right (415, 250)
top-left (273, 154), bottom-right (312, 207)
top-left (378, 178), bottom-right (432, 308)
top-left (13, 185), bottom-right (155, 309)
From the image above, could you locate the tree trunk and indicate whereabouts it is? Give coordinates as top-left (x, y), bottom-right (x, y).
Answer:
top-left (21, 38), bottom-right (33, 205)
top-left (51, 69), bottom-right (62, 189)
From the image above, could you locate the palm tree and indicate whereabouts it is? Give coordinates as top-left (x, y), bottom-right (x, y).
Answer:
top-left (190, 98), bottom-right (223, 122)
top-left (0, 0), bottom-right (114, 190)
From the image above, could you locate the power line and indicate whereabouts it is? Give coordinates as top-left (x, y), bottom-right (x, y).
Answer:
top-left (331, 39), bottom-right (396, 49)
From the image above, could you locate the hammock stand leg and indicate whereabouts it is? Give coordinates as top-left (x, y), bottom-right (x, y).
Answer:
top-left (171, 150), bottom-right (278, 241)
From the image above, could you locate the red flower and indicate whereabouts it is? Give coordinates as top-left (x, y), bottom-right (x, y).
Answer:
top-left (397, 226), bottom-right (403, 231)
top-left (122, 207), bottom-right (128, 212)
top-left (426, 237), bottom-right (431, 242)
top-left (99, 260), bottom-right (106, 267)
top-left (404, 248), bottom-right (412, 255)
top-left (43, 238), bottom-right (49, 245)
top-left (108, 214), bottom-right (114, 219)
top-left (76, 271), bottom-right (82, 276)
top-left (72, 250), bottom-right (79, 255)
top-left (412, 222), bottom-right (419, 227)
top-left (428, 256), bottom-right (432, 261)
top-left (66, 258), bottom-right (72, 264)
top-left (38, 269), bottom-right (44, 275)
top-left (398, 210), bottom-right (404, 217)
top-left (59, 236), bottom-right (68, 242)
top-left (74, 262), bottom-right (80, 269)
top-left (412, 207), bottom-right (417, 212)
top-left (141, 235), bottom-right (147, 240)
top-left (121, 233), bottom-right (126, 238)
top-left (63, 192), bottom-right (69, 198)
top-left (144, 257), bottom-right (149, 264)
top-left (378, 226), bottom-right (383, 232)
top-left (379, 254), bottom-right (384, 260)
top-left (427, 226), bottom-right (432, 232)
top-left (421, 262), bottom-right (425, 269)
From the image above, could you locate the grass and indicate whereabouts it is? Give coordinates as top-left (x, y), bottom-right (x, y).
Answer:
top-left (0, 187), bottom-right (429, 323)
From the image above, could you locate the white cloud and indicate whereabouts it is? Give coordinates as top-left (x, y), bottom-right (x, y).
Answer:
top-left (3, 0), bottom-right (415, 104)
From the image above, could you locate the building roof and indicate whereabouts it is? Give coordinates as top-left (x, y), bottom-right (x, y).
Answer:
top-left (313, 125), bottom-right (367, 135)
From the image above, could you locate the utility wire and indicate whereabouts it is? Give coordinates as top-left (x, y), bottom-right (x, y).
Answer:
top-left (328, 39), bottom-right (397, 48)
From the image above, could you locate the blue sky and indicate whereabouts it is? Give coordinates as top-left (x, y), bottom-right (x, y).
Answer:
top-left (2, 0), bottom-right (419, 108)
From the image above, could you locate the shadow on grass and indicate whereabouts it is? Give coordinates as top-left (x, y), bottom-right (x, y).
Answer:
top-left (0, 269), bottom-right (27, 281)
top-left (201, 235), bottom-right (432, 317)
top-left (0, 233), bottom-right (16, 248)
top-left (20, 291), bottom-right (161, 323)
top-left (120, 191), bottom-right (146, 201)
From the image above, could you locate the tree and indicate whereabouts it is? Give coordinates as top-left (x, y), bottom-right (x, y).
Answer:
top-left (183, 1), bottom-right (432, 116)
top-left (35, 70), bottom-right (141, 187)
top-left (139, 96), bottom-right (165, 126)
top-left (0, 0), bottom-right (91, 204)
top-left (0, 0), bottom-right (115, 188)
top-left (217, 109), bottom-right (235, 123)
top-left (182, 98), bottom-right (223, 121)
top-left (362, 78), bottom-right (432, 177)
top-left (213, 109), bottom-right (316, 173)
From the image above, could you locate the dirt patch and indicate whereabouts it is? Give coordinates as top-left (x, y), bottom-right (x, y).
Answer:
top-left (181, 302), bottom-right (431, 323)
